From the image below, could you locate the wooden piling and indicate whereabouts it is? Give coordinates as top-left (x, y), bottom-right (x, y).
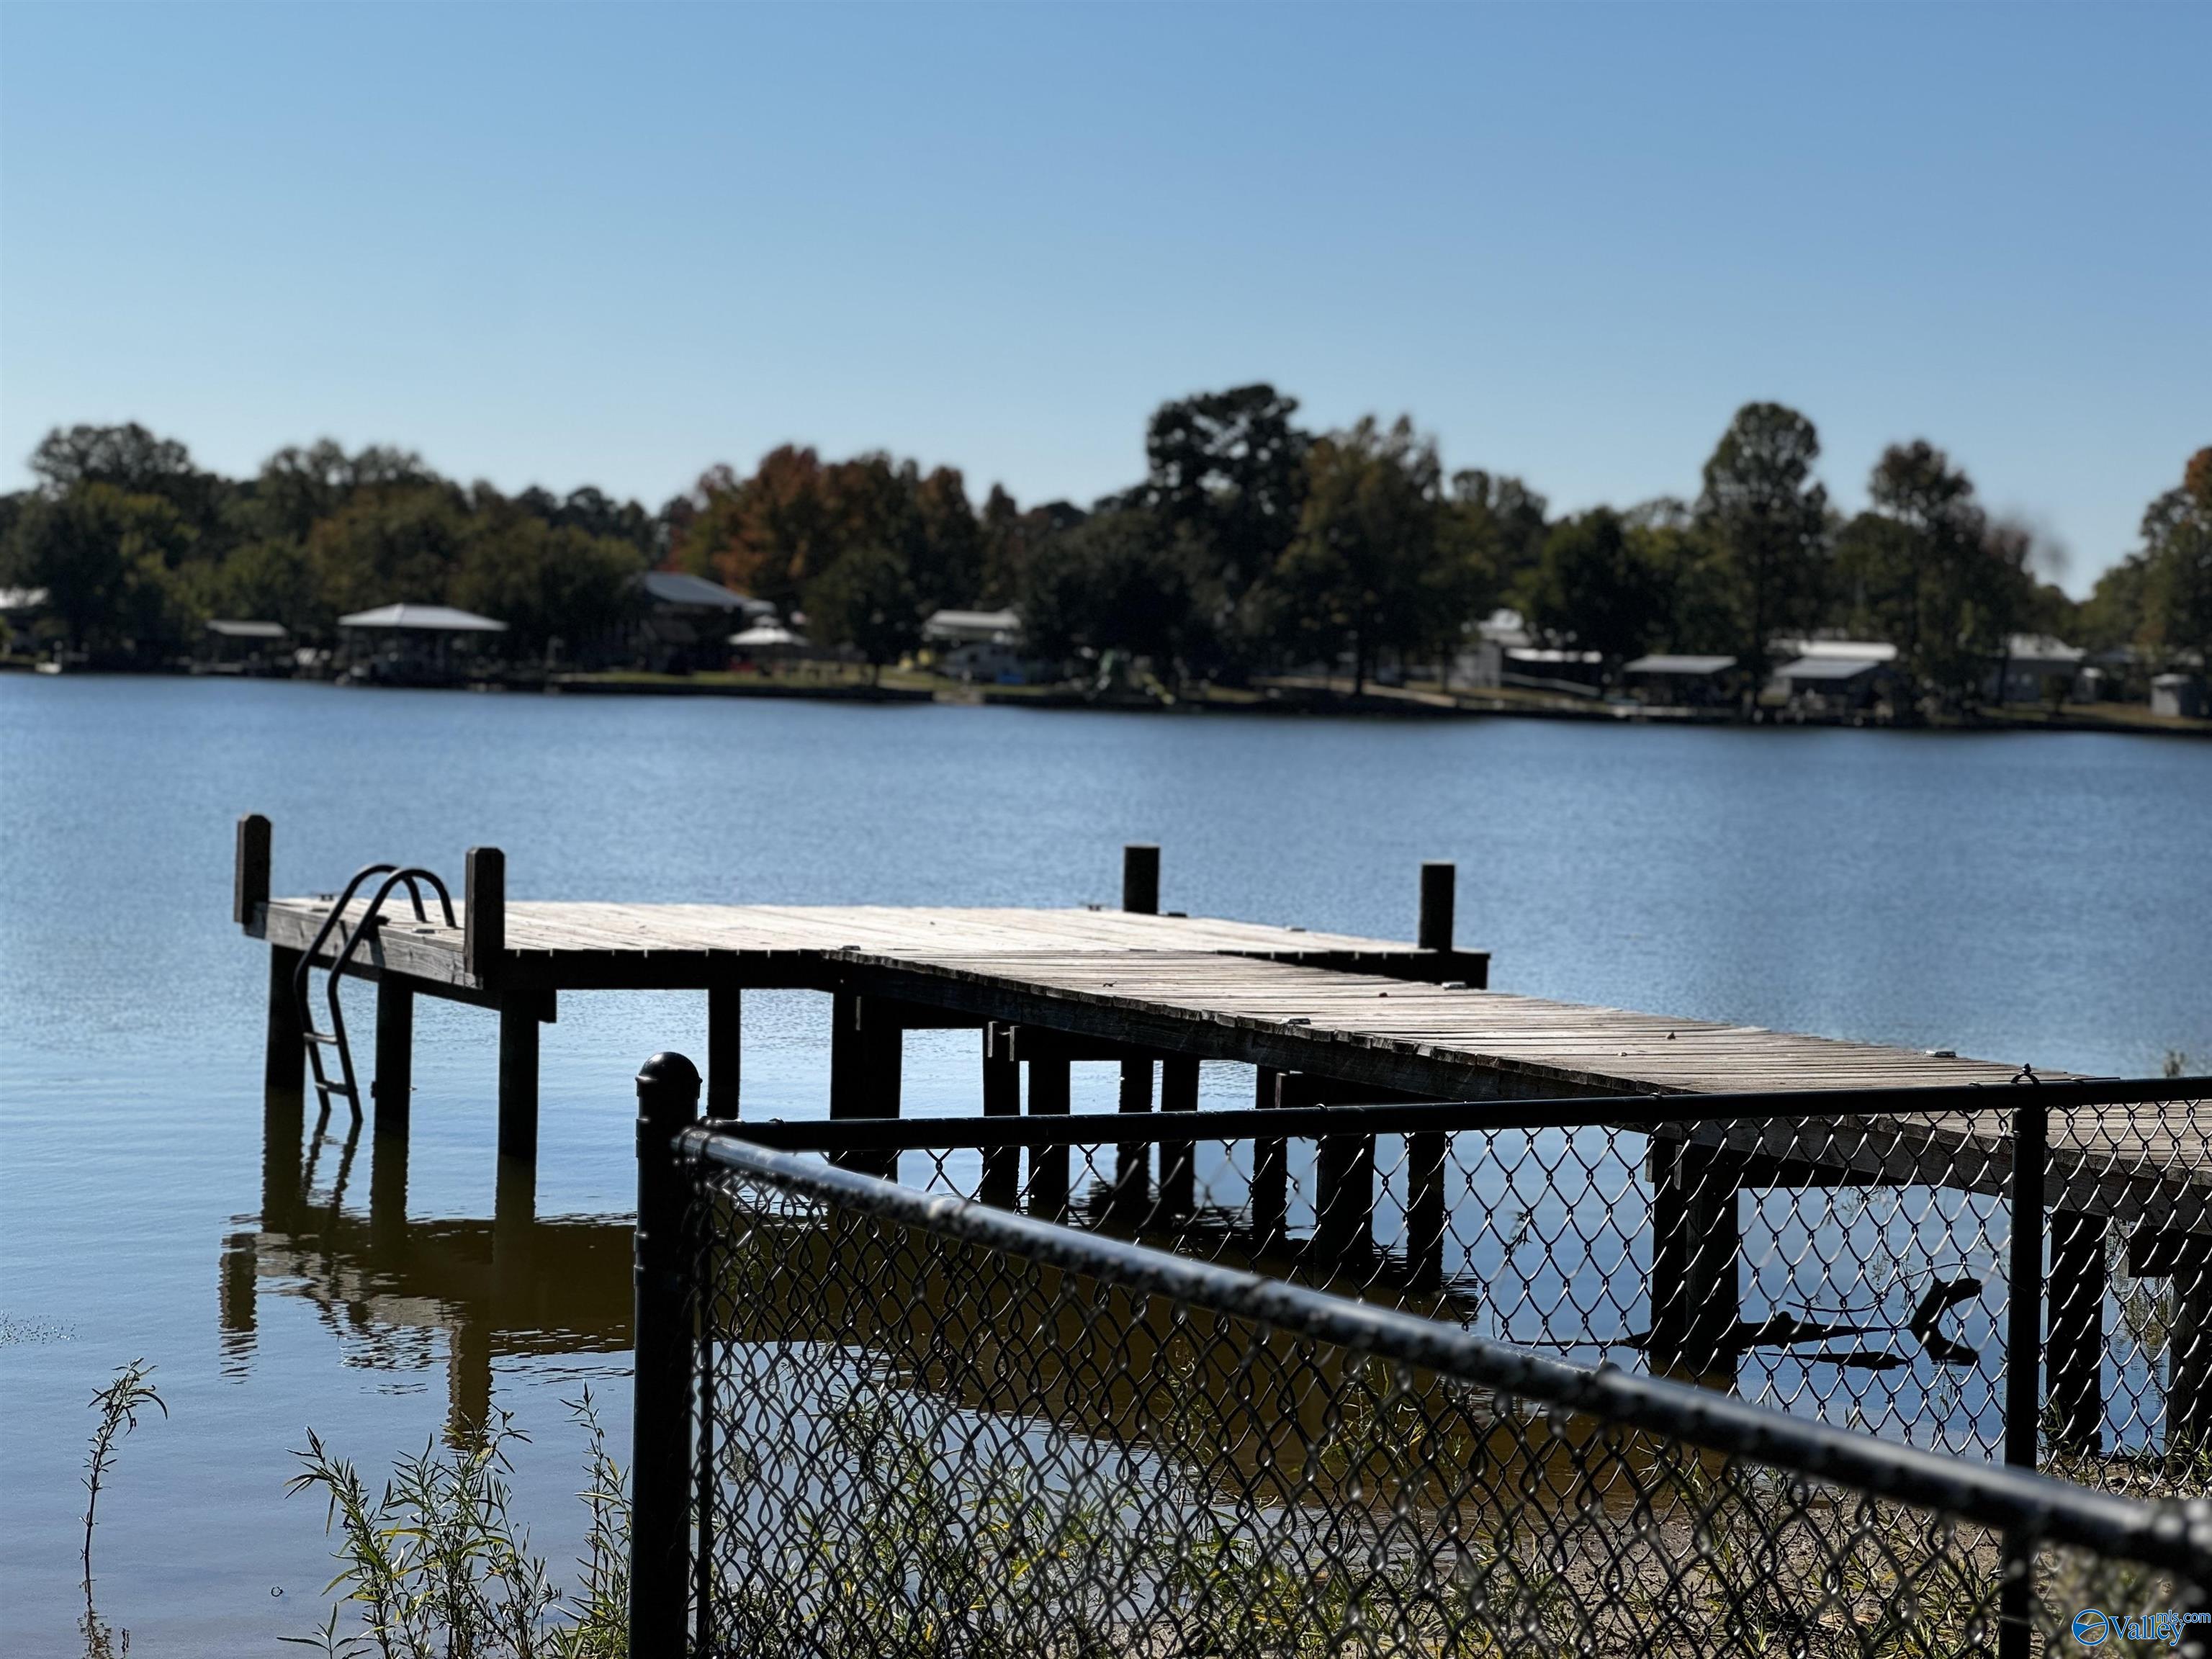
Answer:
top-left (980, 1023), bottom-right (1020, 1208)
top-left (235, 813), bottom-right (271, 928)
top-left (1112, 1057), bottom-right (1154, 1226)
top-left (1648, 1140), bottom-right (1740, 1379)
top-left (1159, 1056), bottom-right (1199, 1219)
top-left (464, 846), bottom-right (505, 984)
top-left (1123, 843), bottom-right (1160, 915)
top-left (265, 943), bottom-right (305, 1105)
top-left (2170, 1236), bottom-right (2212, 1462)
top-left (498, 994), bottom-right (540, 1161)
top-left (1419, 860), bottom-right (1455, 953)
top-left (1026, 1054), bottom-right (1072, 1218)
top-left (1407, 1130), bottom-right (1449, 1293)
top-left (1251, 1066), bottom-right (1287, 1253)
top-left (374, 976), bottom-right (414, 1138)
top-left (1313, 1129), bottom-right (1375, 1268)
top-left (706, 986), bottom-right (741, 1120)
top-left (2046, 1209), bottom-right (2106, 1453)
top-left (829, 991), bottom-right (901, 1179)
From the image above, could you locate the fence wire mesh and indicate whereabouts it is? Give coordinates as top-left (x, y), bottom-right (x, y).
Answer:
top-left (734, 1079), bottom-right (2212, 1478)
top-left (672, 1085), bottom-right (2212, 1659)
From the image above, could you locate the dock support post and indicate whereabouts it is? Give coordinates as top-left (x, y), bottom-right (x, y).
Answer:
top-left (1026, 1055), bottom-right (1071, 1219)
top-left (498, 994), bottom-right (540, 1161)
top-left (631, 1052), bottom-right (700, 1659)
top-left (1122, 843), bottom-right (1159, 917)
top-left (980, 1023), bottom-right (1020, 1208)
top-left (2172, 1240), bottom-right (2212, 1465)
top-left (266, 945), bottom-right (305, 1105)
top-left (1112, 1058), bottom-right (1154, 1227)
top-left (1419, 860), bottom-right (1455, 953)
top-left (707, 986), bottom-right (741, 1121)
top-left (1251, 1067), bottom-right (1287, 1254)
top-left (1407, 1130), bottom-right (1449, 1294)
top-left (1313, 1128), bottom-right (1375, 1270)
top-left (1648, 1139), bottom-right (1740, 1380)
top-left (493, 1154), bottom-right (537, 1310)
top-left (829, 991), bottom-right (900, 1180)
top-left (2046, 1208), bottom-right (2106, 1454)
top-left (1159, 1056), bottom-right (1199, 1220)
top-left (374, 976), bottom-right (414, 1138)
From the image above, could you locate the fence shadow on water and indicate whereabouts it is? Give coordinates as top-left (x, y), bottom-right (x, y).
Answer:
top-left (636, 1064), bottom-right (2212, 1658)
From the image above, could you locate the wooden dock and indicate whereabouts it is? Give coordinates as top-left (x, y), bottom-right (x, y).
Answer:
top-left (235, 815), bottom-right (2212, 1452)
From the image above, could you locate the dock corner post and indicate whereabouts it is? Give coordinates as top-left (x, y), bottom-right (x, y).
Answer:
top-left (1251, 1066), bottom-right (1288, 1254)
top-left (235, 813), bottom-right (271, 930)
top-left (1123, 843), bottom-right (1160, 915)
top-left (1407, 1129), bottom-right (1449, 1295)
top-left (2000, 1098), bottom-right (2049, 1659)
top-left (631, 1051), bottom-right (701, 1659)
top-left (1419, 860), bottom-right (1455, 953)
top-left (464, 846), bottom-right (506, 984)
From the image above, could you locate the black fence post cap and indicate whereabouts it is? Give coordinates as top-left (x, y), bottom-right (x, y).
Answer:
top-left (637, 1051), bottom-right (701, 1094)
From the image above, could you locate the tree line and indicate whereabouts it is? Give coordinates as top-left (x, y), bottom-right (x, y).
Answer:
top-left (4, 397), bottom-right (2206, 701)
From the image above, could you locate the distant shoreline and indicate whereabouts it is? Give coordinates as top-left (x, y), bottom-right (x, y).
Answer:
top-left (8, 657), bottom-right (2208, 738)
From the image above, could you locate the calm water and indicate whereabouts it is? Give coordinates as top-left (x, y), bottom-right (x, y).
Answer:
top-left (2, 675), bottom-right (2207, 1653)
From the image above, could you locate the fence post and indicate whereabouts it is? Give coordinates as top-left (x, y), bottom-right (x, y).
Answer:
top-left (2000, 1097), bottom-right (2048, 1659)
top-left (631, 1051), bottom-right (701, 1659)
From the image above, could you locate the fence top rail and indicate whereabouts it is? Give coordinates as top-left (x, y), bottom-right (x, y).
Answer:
top-left (713, 1074), bottom-right (2211, 1153)
top-left (683, 1125), bottom-right (2212, 1581)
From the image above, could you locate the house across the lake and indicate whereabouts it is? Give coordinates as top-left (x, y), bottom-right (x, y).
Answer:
top-left (1768, 640), bottom-right (1900, 716)
top-left (1989, 634), bottom-right (2089, 704)
top-left (922, 607), bottom-right (1035, 682)
top-left (634, 571), bottom-right (775, 673)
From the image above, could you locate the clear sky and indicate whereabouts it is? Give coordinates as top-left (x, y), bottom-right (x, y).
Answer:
top-left (2, 1), bottom-right (2204, 593)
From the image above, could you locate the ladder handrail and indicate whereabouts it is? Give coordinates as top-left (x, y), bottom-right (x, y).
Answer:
top-left (292, 863), bottom-right (459, 1125)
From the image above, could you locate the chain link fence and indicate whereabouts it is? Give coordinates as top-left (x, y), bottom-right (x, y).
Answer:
top-left (632, 1061), bottom-right (2212, 1656)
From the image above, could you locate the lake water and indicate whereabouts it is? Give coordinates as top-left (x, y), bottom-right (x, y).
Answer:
top-left (2, 675), bottom-right (2207, 1654)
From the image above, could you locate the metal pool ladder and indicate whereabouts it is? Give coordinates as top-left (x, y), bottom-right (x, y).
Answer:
top-left (293, 863), bottom-right (457, 1121)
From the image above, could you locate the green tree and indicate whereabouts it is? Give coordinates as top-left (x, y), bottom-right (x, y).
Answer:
top-left (1836, 441), bottom-right (2033, 705)
top-left (1445, 469), bottom-right (1549, 603)
top-left (1262, 417), bottom-right (1473, 695)
top-left (1525, 508), bottom-right (1668, 667)
top-left (451, 516), bottom-right (644, 663)
top-left (1695, 403), bottom-right (1831, 682)
top-left (2139, 447), bottom-right (2212, 670)
top-left (1131, 385), bottom-right (1310, 601)
top-left (1, 484), bottom-right (196, 657)
top-left (803, 544), bottom-right (920, 681)
top-left (1018, 511), bottom-right (1210, 675)
top-left (305, 483), bottom-right (472, 619)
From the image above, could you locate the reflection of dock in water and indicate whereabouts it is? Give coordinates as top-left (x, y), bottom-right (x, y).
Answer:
top-left (221, 1119), bottom-right (631, 1434)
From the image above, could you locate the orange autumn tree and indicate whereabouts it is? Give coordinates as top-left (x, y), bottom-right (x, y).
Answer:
top-left (670, 446), bottom-right (983, 624)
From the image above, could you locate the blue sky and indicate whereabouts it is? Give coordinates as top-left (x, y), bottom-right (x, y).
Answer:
top-left (2, 1), bottom-right (2204, 593)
